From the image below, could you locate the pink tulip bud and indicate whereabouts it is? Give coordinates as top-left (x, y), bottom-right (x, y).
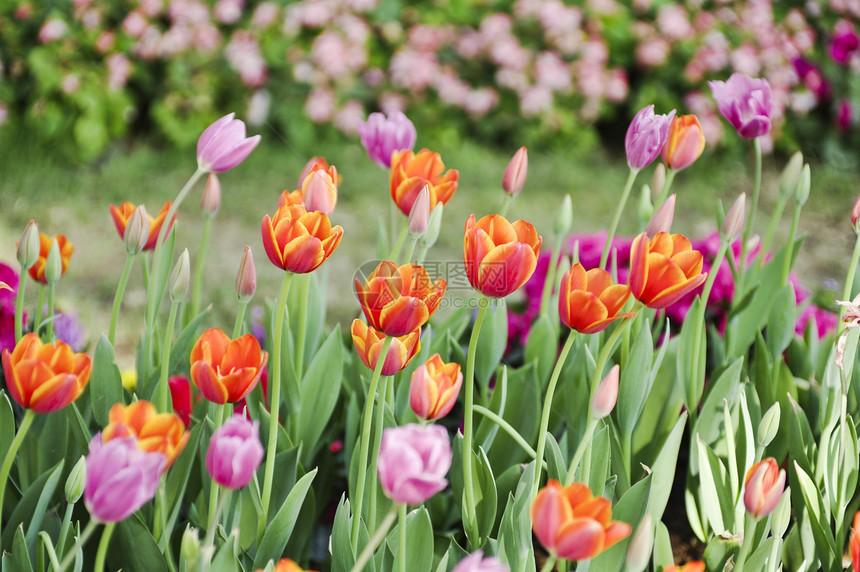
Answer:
top-left (502, 146), bottom-right (528, 196)
top-left (124, 205), bottom-right (151, 255)
top-left (452, 551), bottom-right (509, 572)
top-left (408, 185), bottom-right (431, 238)
top-left (853, 196), bottom-right (860, 231)
top-left (721, 193), bottom-right (746, 243)
top-left (409, 353), bottom-right (463, 421)
top-left (205, 415), bottom-right (264, 490)
top-left (196, 113), bottom-right (261, 173)
top-left (235, 245), bottom-right (256, 302)
top-left (645, 194), bottom-right (675, 237)
top-left (377, 424), bottom-right (451, 505)
top-left (302, 168), bottom-right (337, 215)
top-left (297, 156), bottom-right (327, 189)
top-left (201, 173), bottom-right (221, 215)
top-left (592, 365), bottom-right (619, 419)
top-left (743, 458), bottom-right (785, 519)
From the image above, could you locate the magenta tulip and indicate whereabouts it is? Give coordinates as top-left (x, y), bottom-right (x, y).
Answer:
top-left (708, 73), bottom-right (773, 139)
top-left (377, 424), bottom-right (452, 505)
top-left (205, 414), bottom-right (264, 490)
top-left (452, 551), bottom-right (509, 572)
top-left (625, 105), bottom-right (675, 171)
top-left (197, 113), bottom-right (261, 173)
top-left (84, 435), bottom-right (165, 523)
top-left (356, 111), bottom-right (417, 168)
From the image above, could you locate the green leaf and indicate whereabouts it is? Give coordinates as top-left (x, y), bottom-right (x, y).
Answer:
top-left (90, 335), bottom-right (124, 427)
top-left (1, 461), bottom-right (63, 551)
top-left (112, 514), bottom-right (169, 572)
top-left (475, 300), bottom-right (507, 393)
top-left (475, 367), bottom-right (507, 451)
top-left (696, 438), bottom-right (732, 534)
top-left (487, 364), bottom-right (539, 472)
top-left (523, 314), bottom-right (558, 388)
top-left (497, 463), bottom-right (536, 572)
top-left (544, 432), bottom-right (567, 483)
top-left (387, 507), bottom-right (433, 572)
top-left (618, 318), bottom-right (654, 436)
top-left (9, 525), bottom-right (33, 572)
top-left (792, 461), bottom-right (836, 568)
top-left (590, 474), bottom-right (652, 570)
top-left (298, 327), bottom-right (343, 465)
top-left (676, 297), bottom-right (706, 413)
top-left (652, 520), bottom-right (674, 570)
top-left (253, 468), bottom-right (318, 569)
top-left (168, 306), bottom-right (210, 376)
top-left (0, 393), bottom-right (14, 465)
top-left (331, 496), bottom-right (356, 572)
top-left (646, 413), bottom-right (686, 521)
top-left (209, 530), bottom-right (241, 572)
top-left (25, 460), bottom-right (63, 551)
top-left (766, 284), bottom-right (796, 361)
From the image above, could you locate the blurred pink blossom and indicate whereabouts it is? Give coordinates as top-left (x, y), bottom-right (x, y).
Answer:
top-left (305, 87), bottom-right (336, 122)
top-left (335, 99), bottom-right (364, 134)
top-left (140, 0), bottom-right (164, 17)
top-left (636, 37), bottom-right (670, 67)
top-left (464, 88), bottom-right (499, 116)
top-left (123, 11), bottom-right (149, 38)
top-left (193, 24), bottom-right (221, 53)
top-left (831, 20), bottom-right (860, 63)
top-left (587, 0), bottom-right (620, 15)
top-left (295, 0), bottom-right (336, 28)
top-left (379, 93), bottom-right (407, 114)
top-left (159, 25), bottom-right (193, 56)
top-left (95, 31), bottom-right (115, 53)
top-left (390, 49), bottom-right (438, 92)
top-left (38, 18), bottom-right (69, 43)
top-left (456, 31), bottom-right (484, 59)
top-left (225, 31), bottom-right (266, 87)
top-left (251, 2), bottom-right (279, 28)
top-left (168, 0), bottom-right (209, 25)
top-left (80, 8), bottom-right (102, 30)
top-left (409, 25), bottom-right (454, 52)
top-left (107, 54), bottom-right (132, 90)
top-left (214, 0), bottom-right (243, 24)
top-left (657, 5), bottom-right (693, 41)
top-left (61, 74), bottom-right (81, 94)
top-left (312, 32), bottom-right (359, 80)
top-left (346, 0), bottom-right (378, 11)
top-left (731, 43), bottom-right (762, 77)
top-left (435, 70), bottom-right (470, 106)
top-left (246, 90), bottom-right (271, 127)
top-left (535, 51), bottom-right (572, 92)
top-left (490, 38), bottom-right (530, 70)
top-left (606, 69), bottom-right (628, 102)
top-left (520, 85), bottom-right (553, 116)
top-left (836, 99), bottom-right (854, 130)
top-left (480, 13), bottom-right (513, 37)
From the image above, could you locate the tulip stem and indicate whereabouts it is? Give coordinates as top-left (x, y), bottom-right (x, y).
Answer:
top-left (737, 139), bottom-right (763, 295)
top-left (655, 168), bottom-right (677, 209)
top-left (533, 331), bottom-right (577, 496)
top-left (191, 215), bottom-right (213, 324)
top-left (781, 202), bottom-right (801, 285)
top-left (759, 194), bottom-right (789, 270)
top-left (462, 299), bottom-right (489, 548)
top-left (0, 408), bottom-right (35, 539)
top-left (352, 504), bottom-right (398, 572)
top-left (351, 336), bottom-right (393, 551)
top-left (539, 237), bottom-right (563, 317)
top-left (500, 194), bottom-right (515, 218)
top-left (14, 272), bottom-right (28, 342)
top-left (403, 237), bottom-right (418, 265)
top-left (839, 232), bottom-right (860, 335)
top-left (733, 514), bottom-right (756, 572)
top-left (109, 254), bottom-right (136, 347)
top-left (701, 243), bottom-right (728, 308)
top-left (232, 300), bottom-right (248, 339)
top-left (157, 301), bottom-right (180, 413)
top-left (46, 282), bottom-right (55, 340)
top-left (398, 503), bottom-right (407, 572)
top-left (566, 419), bottom-right (599, 485)
top-left (55, 501), bottom-right (75, 566)
top-left (203, 486), bottom-right (229, 570)
top-left (539, 554), bottom-right (557, 572)
top-left (259, 272), bottom-right (293, 539)
top-left (34, 286), bottom-right (44, 335)
top-left (93, 523), bottom-right (115, 572)
top-left (473, 405), bottom-right (542, 463)
top-left (295, 273), bottom-right (311, 379)
top-left (368, 375), bottom-right (392, 532)
top-left (390, 224), bottom-right (408, 262)
top-left (601, 169), bottom-right (639, 270)
top-left (56, 519), bottom-right (98, 572)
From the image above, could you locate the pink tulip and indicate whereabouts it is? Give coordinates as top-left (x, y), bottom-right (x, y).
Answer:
top-left (743, 458), bottom-right (785, 519)
top-left (196, 113), bottom-right (261, 173)
top-left (708, 73), bottom-right (773, 139)
top-left (302, 168), bottom-right (338, 215)
top-left (452, 551), bottom-right (509, 572)
top-left (377, 424), bottom-right (451, 505)
top-left (409, 353), bottom-right (463, 421)
top-left (356, 111), bottom-right (417, 168)
top-left (407, 186), bottom-right (431, 237)
top-left (645, 195), bottom-right (675, 237)
top-left (206, 415), bottom-right (264, 490)
top-left (502, 147), bottom-right (528, 196)
top-left (84, 435), bottom-right (165, 523)
top-left (201, 173), bottom-right (221, 215)
top-left (591, 365), bottom-right (619, 419)
top-left (625, 105), bottom-right (676, 171)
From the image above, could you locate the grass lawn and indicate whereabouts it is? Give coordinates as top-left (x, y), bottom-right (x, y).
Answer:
top-left (1, 130), bottom-right (857, 365)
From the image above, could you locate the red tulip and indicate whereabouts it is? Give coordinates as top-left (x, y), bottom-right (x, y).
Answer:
top-left (558, 264), bottom-right (633, 334)
top-left (390, 149), bottom-right (458, 215)
top-left (351, 319), bottom-right (420, 375)
top-left (464, 214), bottom-right (542, 298)
top-left (261, 204), bottom-right (343, 274)
top-left (629, 231), bottom-right (706, 309)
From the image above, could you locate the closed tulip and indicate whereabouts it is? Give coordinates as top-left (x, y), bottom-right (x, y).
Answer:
top-left (409, 354), bottom-right (463, 421)
top-left (261, 204), bottom-right (343, 273)
top-left (502, 147), bottom-right (528, 196)
top-left (109, 201), bottom-right (175, 251)
top-left (351, 319), bottom-right (421, 375)
top-left (205, 414), bottom-right (264, 490)
top-left (532, 480), bottom-right (631, 561)
top-left (558, 264), bottom-right (633, 334)
top-left (625, 105), bottom-right (676, 171)
top-left (390, 149), bottom-right (459, 215)
top-left (190, 328), bottom-right (268, 404)
top-left (661, 115), bottom-right (705, 170)
top-left (377, 423), bottom-right (452, 505)
top-left (301, 166), bottom-right (338, 215)
top-left (196, 112), bottom-right (261, 173)
top-left (743, 457), bottom-right (785, 519)
top-left (27, 232), bottom-right (73, 284)
top-left (2, 333), bottom-right (91, 413)
top-left (708, 73), bottom-right (773, 139)
top-left (169, 375), bottom-right (194, 428)
top-left (354, 261), bottom-right (446, 337)
top-left (850, 511), bottom-right (860, 572)
top-left (357, 110), bottom-right (417, 168)
top-left (255, 558), bottom-right (318, 572)
top-left (452, 551), bottom-right (508, 572)
top-left (102, 400), bottom-right (189, 470)
top-left (664, 563), bottom-right (705, 572)
top-left (464, 214), bottom-right (542, 298)
top-left (629, 231), bottom-right (707, 309)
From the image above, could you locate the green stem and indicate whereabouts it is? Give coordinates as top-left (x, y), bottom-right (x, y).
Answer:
top-left (758, 194), bottom-right (789, 269)
top-left (403, 237), bottom-right (418, 265)
top-left (415, 244), bottom-right (430, 267)
top-left (55, 501), bottom-right (75, 564)
top-left (207, 405), bottom-right (230, 534)
top-left (781, 203), bottom-right (801, 285)
top-left (398, 504), bottom-right (407, 572)
top-left (840, 232), bottom-right (860, 336)
top-left (40, 531), bottom-right (61, 572)
top-left (93, 523), bottom-right (115, 572)
top-left (601, 169), bottom-right (639, 269)
top-left (14, 272), bottom-right (27, 341)
top-left (540, 554), bottom-right (558, 572)
top-left (259, 272), bottom-right (293, 538)
top-left (0, 409), bottom-right (35, 539)
top-left (109, 254), bottom-right (136, 347)
top-left (46, 283), bottom-right (55, 340)
top-left (654, 168), bottom-right (677, 209)
top-left (737, 139), bottom-right (763, 294)
top-left (157, 301), bottom-right (179, 413)
top-left (700, 243), bottom-right (728, 307)
top-left (733, 513), bottom-right (756, 572)
top-left (232, 301), bottom-right (248, 339)
top-left (34, 286), bottom-right (43, 336)
top-left (389, 224), bottom-right (408, 262)
top-left (462, 299), bottom-right (489, 548)
top-left (57, 519), bottom-right (98, 572)
top-left (203, 487), bottom-right (229, 570)
top-left (533, 331), bottom-right (577, 495)
top-left (566, 419), bottom-right (599, 484)
top-left (473, 405), bottom-right (541, 462)
top-left (539, 237), bottom-right (563, 316)
top-left (351, 504), bottom-right (398, 572)
top-left (350, 336), bottom-right (394, 551)
top-left (294, 274), bottom-right (311, 379)
top-left (368, 375), bottom-right (392, 532)
top-left (500, 194), bottom-right (514, 218)
top-left (191, 216), bottom-right (213, 324)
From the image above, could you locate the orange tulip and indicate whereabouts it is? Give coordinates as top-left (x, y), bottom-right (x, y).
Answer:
top-left (629, 231), bottom-right (707, 309)
top-left (190, 328), bottom-right (268, 404)
top-left (559, 264), bottom-right (634, 334)
top-left (102, 400), bottom-right (189, 470)
top-left (354, 261), bottom-right (446, 337)
top-left (27, 232), bottom-right (73, 284)
top-left (665, 562), bottom-right (705, 572)
top-left (850, 511), bottom-right (860, 572)
top-left (390, 149), bottom-right (459, 215)
top-left (743, 457), bottom-right (785, 519)
top-left (409, 353), bottom-right (463, 420)
top-left (297, 156), bottom-right (340, 190)
top-left (661, 115), bottom-right (705, 170)
top-left (278, 162), bottom-right (339, 215)
top-left (255, 558), bottom-right (318, 572)
top-left (463, 214), bottom-right (542, 298)
top-left (278, 189), bottom-right (305, 209)
top-left (261, 204), bottom-right (343, 273)
top-left (532, 480), bottom-right (631, 561)
top-left (1, 333), bottom-right (91, 413)
top-left (351, 320), bottom-right (420, 375)
top-left (109, 201), bottom-right (175, 252)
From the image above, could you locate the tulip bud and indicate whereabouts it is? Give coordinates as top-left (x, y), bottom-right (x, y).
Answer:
top-left (779, 151), bottom-right (803, 199)
top-left (17, 220), bottom-right (40, 270)
top-left (181, 525), bottom-right (200, 567)
top-left (638, 184), bottom-right (653, 226)
top-left (721, 193), bottom-right (746, 243)
top-left (645, 194), bottom-right (675, 237)
top-left (408, 185), bottom-right (431, 239)
top-left (45, 238), bottom-right (63, 285)
top-left (502, 146), bottom-right (528, 195)
top-left (553, 194), bottom-right (573, 238)
top-left (853, 196), bottom-right (860, 232)
top-left (235, 245), bottom-right (256, 303)
top-left (169, 249), bottom-right (190, 303)
top-left (592, 365), bottom-right (619, 419)
top-left (757, 402), bottom-right (780, 448)
top-left (651, 163), bottom-right (666, 197)
top-left (744, 458), bottom-right (785, 519)
top-left (303, 168), bottom-right (337, 215)
top-left (420, 202), bottom-right (444, 250)
top-left (625, 514), bottom-right (653, 572)
top-left (124, 205), bottom-right (151, 255)
top-left (201, 173), bottom-right (221, 216)
top-left (794, 164), bottom-right (810, 206)
top-left (297, 156), bottom-right (325, 189)
top-left (65, 455), bottom-right (86, 503)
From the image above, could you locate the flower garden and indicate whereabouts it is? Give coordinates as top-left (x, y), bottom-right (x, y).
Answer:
top-left (3, 2), bottom-right (860, 572)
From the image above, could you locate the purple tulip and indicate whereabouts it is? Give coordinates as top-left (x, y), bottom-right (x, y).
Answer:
top-left (377, 423), bottom-right (451, 505)
top-left (830, 21), bottom-right (860, 64)
top-left (452, 551), bottom-right (509, 572)
top-left (197, 113), bottom-right (261, 173)
top-left (708, 73), bottom-right (773, 139)
top-left (356, 111), bottom-right (417, 168)
top-left (84, 435), bottom-right (165, 523)
top-left (624, 105), bottom-right (675, 171)
top-left (205, 414), bottom-right (264, 490)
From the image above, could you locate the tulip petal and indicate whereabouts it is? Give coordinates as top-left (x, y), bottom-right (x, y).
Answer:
top-left (556, 518), bottom-right (605, 561)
